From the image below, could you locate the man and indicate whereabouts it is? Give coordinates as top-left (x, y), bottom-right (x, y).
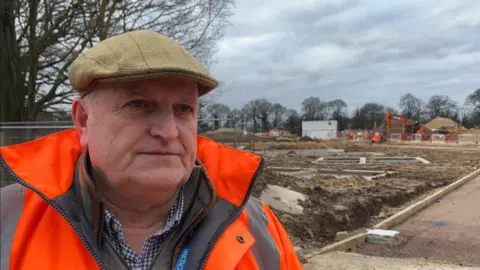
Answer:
top-left (0, 30), bottom-right (302, 269)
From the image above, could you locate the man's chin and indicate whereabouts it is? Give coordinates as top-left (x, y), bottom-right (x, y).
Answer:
top-left (134, 168), bottom-right (187, 188)
top-left (137, 154), bottom-right (182, 163)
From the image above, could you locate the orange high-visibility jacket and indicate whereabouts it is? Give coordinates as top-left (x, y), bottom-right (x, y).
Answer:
top-left (0, 129), bottom-right (302, 270)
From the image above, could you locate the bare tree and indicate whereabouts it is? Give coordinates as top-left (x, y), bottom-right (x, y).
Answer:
top-left (198, 96), bottom-right (210, 118)
top-left (327, 99), bottom-right (347, 119)
top-left (230, 108), bottom-right (244, 129)
top-left (1, 0), bottom-right (235, 122)
top-left (283, 109), bottom-right (301, 135)
top-left (243, 99), bottom-right (273, 132)
top-left (239, 106), bottom-right (251, 131)
top-left (466, 88), bottom-right (480, 115)
top-left (328, 99), bottom-right (347, 130)
top-left (350, 107), bottom-right (366, 130)
top-left (426, 95), bottom-right (458, 119)
top-left (225, 109), bottom-right (236, 128)
top-left (301, 97), bottom-right (327, 120)
top-left (255, 99), bottom-right (273, 131)
top-left (399, 93), bottom-right (424, 121)
top-left (242, 103), bottom-right (257, 133)
top-left (207, 103), bottom-right (231, 130)
top-left (270, 103), bottom-right (286, 128)
top-left (358, 102), bottom-right (385, 129)
top-left (197, 96), bottom-right (212, 132)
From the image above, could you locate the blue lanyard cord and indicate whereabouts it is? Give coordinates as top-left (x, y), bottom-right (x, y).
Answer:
top-left (174, 231), bottom-right (194, 270)
top-left (174, 245), bottom-right (189, 270)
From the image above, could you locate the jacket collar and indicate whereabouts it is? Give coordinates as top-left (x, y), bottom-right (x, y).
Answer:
top-left (0, 129), bottom-right (262, 206)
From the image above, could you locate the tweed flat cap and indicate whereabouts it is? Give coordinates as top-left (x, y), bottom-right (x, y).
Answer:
top-left (69, 30), bottom-right (218, 96)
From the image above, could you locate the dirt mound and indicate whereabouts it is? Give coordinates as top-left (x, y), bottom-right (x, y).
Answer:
top-left (425, 116), bottom-right (459, 131)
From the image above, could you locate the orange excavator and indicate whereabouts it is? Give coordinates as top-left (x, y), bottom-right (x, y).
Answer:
top-left (379, 112), bottom-right (424, 142)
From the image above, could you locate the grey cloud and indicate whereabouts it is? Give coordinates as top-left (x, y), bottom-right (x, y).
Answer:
top-left (210, 1), bottom-right (480, 112)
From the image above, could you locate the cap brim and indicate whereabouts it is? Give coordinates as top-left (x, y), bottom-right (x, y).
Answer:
top-left (80, 69), bottom-right (218, 97)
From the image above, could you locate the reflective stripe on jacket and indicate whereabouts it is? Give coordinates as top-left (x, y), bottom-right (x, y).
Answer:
top-left (0, 129), bottom-right (302, 270)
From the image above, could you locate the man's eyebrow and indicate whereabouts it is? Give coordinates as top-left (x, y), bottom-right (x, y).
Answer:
top-left (122, 86), bottom-right (150, 97)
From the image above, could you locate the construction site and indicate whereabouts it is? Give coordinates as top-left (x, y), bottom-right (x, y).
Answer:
top-left (1, 113), bottom-right (479, 269)
top-left (200, 114), bottom-right (480, 269)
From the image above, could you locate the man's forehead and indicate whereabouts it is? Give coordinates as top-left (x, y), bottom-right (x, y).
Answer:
top-left (101, 77), bottom-right (199, 98)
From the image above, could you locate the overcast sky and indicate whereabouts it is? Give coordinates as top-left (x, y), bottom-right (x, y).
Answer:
top-left (209, 0), bottom-right (480, 112)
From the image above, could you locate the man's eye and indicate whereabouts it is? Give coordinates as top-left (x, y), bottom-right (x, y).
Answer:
top-left (126, 100), bottom-right (150, 108)
top-left (175, 104), bottom-right (193, 113)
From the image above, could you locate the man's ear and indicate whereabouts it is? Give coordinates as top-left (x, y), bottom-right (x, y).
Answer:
top-left (71, 97), bottom-right (89, 146)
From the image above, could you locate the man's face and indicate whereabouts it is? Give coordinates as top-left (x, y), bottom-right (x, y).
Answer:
top-left (72, 76), bottom-right (198, 204)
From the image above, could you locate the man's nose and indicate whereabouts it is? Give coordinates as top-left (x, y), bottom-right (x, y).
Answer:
top-left (149, 112), bottom-right (179, 143)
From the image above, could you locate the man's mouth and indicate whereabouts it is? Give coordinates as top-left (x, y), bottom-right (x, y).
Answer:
top-left (139, 150), bottom-right (178, 156)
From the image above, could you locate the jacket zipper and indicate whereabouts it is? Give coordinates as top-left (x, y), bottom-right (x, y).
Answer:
top-left (102, 237), bottom-right (131, 269)
top-left (162, 208), bottom-right (205, 270)
top-left (198, 158), bottom-right (265, 270)
top-left (0, 157), bottom-right (105, 270)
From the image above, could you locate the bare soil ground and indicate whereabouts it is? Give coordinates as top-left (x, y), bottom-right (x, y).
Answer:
top-left (250, 141), bottom-right (480, 250)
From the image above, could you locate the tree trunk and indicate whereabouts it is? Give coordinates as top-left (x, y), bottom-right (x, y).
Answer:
top-left (0, 0), bottom-right (27, 122)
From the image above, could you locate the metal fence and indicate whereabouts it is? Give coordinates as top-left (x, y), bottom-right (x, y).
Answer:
top-left (0, 119), bottom-right (246, 147)
top-left (0, 121), bottom-right (75, 146)
top-left (1, 123), bottom-right (74, 186)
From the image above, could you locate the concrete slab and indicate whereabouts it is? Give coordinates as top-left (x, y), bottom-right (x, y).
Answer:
top-left (260, 184), bottom-right (307, 215)
top-left (366, 229), bottom-right (400, 244)
top-left (304, 252), bottom-right (479, 270)
top-left (254, 149), bottom-right (345, 156)
top-left (316, 169), bottom-right (395, 175)
top-left (312, 155), bottom-right (428, 164)
top-left (272, 167), bottom-right (397, 181)
top-left (415, 157), bottom-right (431, 164)
top-left (279, 169), bottom-right (317, 178)
top-left (267, 166), bottom-right (306, 172)
top-left (369, 156), bottom-right (422, 164)
top-left (313, 156), bottom-right (361, 164)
